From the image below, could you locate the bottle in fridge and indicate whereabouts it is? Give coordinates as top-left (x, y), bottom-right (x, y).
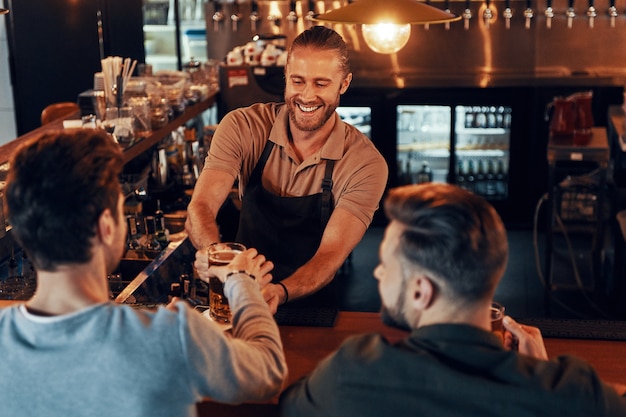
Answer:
top-left (396, 105), bottom-right (451, 185)
top-left (454, 105), bottom-right (511, 201)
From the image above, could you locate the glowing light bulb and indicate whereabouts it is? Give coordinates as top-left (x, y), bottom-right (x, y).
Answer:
top-left (361, 23), bottom-right (411, 54)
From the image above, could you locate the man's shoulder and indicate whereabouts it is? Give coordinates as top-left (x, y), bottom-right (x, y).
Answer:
top-left (334, 332), bottom-right (395, 360)
top-left (341, 124), bottom-right (385, 160)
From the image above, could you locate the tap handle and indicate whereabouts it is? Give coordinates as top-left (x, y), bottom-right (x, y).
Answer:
top-left (444, 0), bottom-right (452, 29)
top-left (250, 0), bottom-right (259, 31)
top-left (288, 0), bottom-right (298, 23)
top-left (212, 0), bottom-right (224, 32)
top-left (545, 6), bottom-right (554, 28)
top-left (587, 4), bottom-right (597, 28)
top-left (608, 3), bottom-right (618, 28)
top-left (231, 1), bottom-right (241, 31)
top-left (586, 0), bottom-right (596, 28)
top-left (306, 0), bottom-right (316, 26)
top-left (483, 0), bottom-right (493, 27)
top-left (463, 0), bottom-right (472, 30)
top-left (424, 0), bottom-right (432, 30)
top-left (524, 0), bottom-right (533, 29)
top-left (566, 0), bottom-right (576, 28)
top-left (504, 7), bottom-right (513, 29)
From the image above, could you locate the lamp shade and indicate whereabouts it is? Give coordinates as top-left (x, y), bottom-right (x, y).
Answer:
top-left (313, 0), bottom-right (460, 25)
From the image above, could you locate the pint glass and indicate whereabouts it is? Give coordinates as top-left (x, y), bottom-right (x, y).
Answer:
top-left (490, 302), bottom-right (505, 343)
top-left (208, 242), bottom-right (246, 323)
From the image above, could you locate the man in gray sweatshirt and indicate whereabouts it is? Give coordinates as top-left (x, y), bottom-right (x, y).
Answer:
top-left (0, 129), bottom-right (287, 417)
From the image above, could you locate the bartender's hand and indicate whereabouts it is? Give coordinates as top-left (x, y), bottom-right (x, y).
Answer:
top-left (261, 284), bottom-right (286, 315)
top-left (503, 316), bottom-right (548, 360)
top-left (193, 249), bottom-right (211, 281)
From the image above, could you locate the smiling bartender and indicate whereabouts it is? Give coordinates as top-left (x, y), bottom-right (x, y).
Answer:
top-left (186, 26), bottom-right (388, 314)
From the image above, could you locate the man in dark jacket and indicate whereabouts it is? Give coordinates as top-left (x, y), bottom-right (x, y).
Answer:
top-left (279, 183), bottom-right (626, 417)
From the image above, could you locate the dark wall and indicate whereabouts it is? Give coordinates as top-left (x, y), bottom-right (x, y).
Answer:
top-left (5, 0), bottom-right (145, 135)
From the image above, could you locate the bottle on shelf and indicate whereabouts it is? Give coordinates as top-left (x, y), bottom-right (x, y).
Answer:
top-left (485, 159), bottom-right (497, 197)
top-left (465, 159), bottom-right (476, 193)
top-left (456, 160), bottom-right (466, 190)
top-left (154, 199), bottom-right (168, 248)
top-left (487, 106), bottom-right (497, 128)
top-left (475, 160), bottom-right (487, 196)
top-left (464, 106), bottom-right (474, 129)
top-left (495, 159), bottom-right (509, 198)
top-left (126, 215), bottom-right (143, 251)
top-left (403, 151), bottom-right (414, 185)
top-left (503, 107), bottom-right (512, 129)
top-left (415, 161), bottom-right (433, 184)
top-left (496, 106), bottom-right (505, 128)
top-left (144, 216), bottom-right (162, 251)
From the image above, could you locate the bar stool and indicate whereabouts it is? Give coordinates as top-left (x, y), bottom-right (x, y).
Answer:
top-left (40, 102), bottom-right (79, 125)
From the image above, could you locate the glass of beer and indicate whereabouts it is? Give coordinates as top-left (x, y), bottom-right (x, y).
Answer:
top-left (208, 242), bottom-right (246, 323)
top-left (490, 301), bottom-right (505, 343)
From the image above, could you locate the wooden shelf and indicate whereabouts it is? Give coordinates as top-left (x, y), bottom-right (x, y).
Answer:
top-left (121, 94), bottom-right (217, 164)
top-left (0, 92), bottom-right (217, 168)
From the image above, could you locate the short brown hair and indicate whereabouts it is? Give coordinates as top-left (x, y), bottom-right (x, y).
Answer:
top-left (6, 129), bottom-right (124, 271)
top-left (384, 183), bottom-right (508, 302)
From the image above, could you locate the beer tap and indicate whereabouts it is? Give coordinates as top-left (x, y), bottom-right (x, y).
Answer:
top-left (305, 0), bottom-right (316, 27)
top-left (444, 0), bottom-right (452, 30)
top-left (231, 0), bottom-right (242, 32)
top-left (267, 11), bottom-right (280, 28)
top-left (250, 0), bottom-right (260, 32)
top-left (545, 0), bottom-right (554, 28)
top-left (287, 0), bottom-right (299, 28)
top-left (503, 0), bottom-right (513, 29)
top-left (566, 0), bottom-right (576, 28)
top-left (608, 0), bottom-right (618, 28)
top-left (587, 0), bottom-right (597, 28)
top-left (212, 0), bottom-right (223, 32)
top-left (463, 0), bottom-right (472, 30)
top-left (483, 0), bottom-right (493, 28)
top-left (524, 0), bottom-right (534, 29)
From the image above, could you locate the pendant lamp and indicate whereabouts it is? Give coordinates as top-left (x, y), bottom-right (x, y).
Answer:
top-left (314, 0), bottom-right (460, 54)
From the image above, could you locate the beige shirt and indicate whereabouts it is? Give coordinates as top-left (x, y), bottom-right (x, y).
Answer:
top-left (204, 103), bottom-right (388, 228)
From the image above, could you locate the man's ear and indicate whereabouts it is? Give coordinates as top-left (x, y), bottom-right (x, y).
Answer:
top-left (96, 208), bottom-right (115, 246)
top-left (409, 274), bottom-right (435, 310)
top-left (340, 72), bottom-right (353, 95)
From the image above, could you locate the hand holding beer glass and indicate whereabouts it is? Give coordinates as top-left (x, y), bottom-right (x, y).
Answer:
top-left (200, 242), bottom-right (273, 323)
top-left (490, 301), bottom-right (505, 343)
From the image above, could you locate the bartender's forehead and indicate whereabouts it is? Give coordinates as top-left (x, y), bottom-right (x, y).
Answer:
top-left (286, 47), bottom-right (343, 75)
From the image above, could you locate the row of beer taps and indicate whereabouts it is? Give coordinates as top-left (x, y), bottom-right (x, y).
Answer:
top-left (211, 0), bottom-right (320, 32)
top-left (466, 0), bottom-right (621, 29)
top-left (205, 0), bottom-right (624, 31)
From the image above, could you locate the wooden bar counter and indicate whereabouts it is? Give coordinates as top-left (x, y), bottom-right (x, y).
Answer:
top-left (0, 304), bottom-right (623, 415)
top-left (197, 310), bottom-right (626, 416)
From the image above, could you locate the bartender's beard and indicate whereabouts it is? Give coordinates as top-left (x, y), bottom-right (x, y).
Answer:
top-left (381, 278), bottom-right (412, 331)
top-left (286, 94), bottom-right (339, 132)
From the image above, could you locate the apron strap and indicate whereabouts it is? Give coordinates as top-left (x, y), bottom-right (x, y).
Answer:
top-left (254, 140), bottom-right (275, 177)
top-left (320, 159), bottom-right (335, 228)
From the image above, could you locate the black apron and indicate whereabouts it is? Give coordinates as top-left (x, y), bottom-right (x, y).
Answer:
top-left (236, 140), bottom-right (337, 308)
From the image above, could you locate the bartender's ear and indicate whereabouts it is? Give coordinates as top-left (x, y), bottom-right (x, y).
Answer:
top-left (339, 72), bottom-right (353, 95)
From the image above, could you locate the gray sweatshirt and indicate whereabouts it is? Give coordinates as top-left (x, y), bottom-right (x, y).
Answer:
top-left (0, 274), bottom-right (287, 417)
